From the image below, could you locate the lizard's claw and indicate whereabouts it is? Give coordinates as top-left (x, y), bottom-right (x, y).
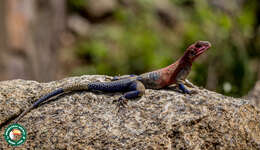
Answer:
top-left (184, 79), bottom-right (195, 88)
top-left (183, 89), bottom-right (191, 94)
top-left (189, 90), bottom-right (198, 94)
top-left (114, 96), bottom-right (128, 114)
top-left (183, 89), bottom-right (198, 95)
top-left (117, 96), bottom-right (128, 108)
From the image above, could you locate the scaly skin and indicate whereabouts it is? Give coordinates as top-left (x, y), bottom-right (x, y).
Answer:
top-left (113, 41), bottom-right (211, 91)
top-left (14, 41), bottom-right (211, 123)
top-left (139, 41), bottom-right (211, 89)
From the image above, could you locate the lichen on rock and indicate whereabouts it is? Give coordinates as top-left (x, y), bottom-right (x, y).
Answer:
top-left (0, 75), bottom-right (260, 149)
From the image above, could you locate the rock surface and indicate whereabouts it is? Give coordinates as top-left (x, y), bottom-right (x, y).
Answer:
top-left (0, 75), bottom-right (260, 149)
top-left (247, 81), bottom-right (260, 109)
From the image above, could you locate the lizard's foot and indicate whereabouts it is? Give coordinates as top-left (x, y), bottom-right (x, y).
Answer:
top-left (189, 90), bottom-right (198, 94)
top-left (182, 89), bottom-right (198, 94)
top-left (117, 96), bottom-right (128, 108)
top-left (178, 83), bottom-right (192, 94)
top-left (183, 89), bottom-right (191, 94)
top-left (165, 85), bottom-right (197, 94)
top-left (113, 96), bottom-right (128, 114)
top-left (184, 79), bottom-right (195, 88)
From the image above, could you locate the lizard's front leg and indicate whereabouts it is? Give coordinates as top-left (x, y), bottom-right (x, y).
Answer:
top-left (177, 80), bottom-right (191, 94)
top-left (184, 79), bottom-right (195, 88)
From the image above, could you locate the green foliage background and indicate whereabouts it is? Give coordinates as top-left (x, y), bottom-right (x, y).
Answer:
top-left (66, 0), bottom-right (259, 97)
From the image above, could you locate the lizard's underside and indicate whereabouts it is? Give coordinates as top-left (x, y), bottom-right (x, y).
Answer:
top-left (14, 41), bottom-right (211, 123)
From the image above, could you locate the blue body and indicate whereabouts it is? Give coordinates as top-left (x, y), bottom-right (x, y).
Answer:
top-left (88, 78), bottom-right (141, 100)
top-left (88, 79), bottom-right (138, 92)
top-left (31, 78), bottom-right (141, 109)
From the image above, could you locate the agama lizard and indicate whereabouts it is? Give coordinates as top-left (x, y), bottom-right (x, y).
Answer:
top-left (14, 41), bottom-right (211, 123)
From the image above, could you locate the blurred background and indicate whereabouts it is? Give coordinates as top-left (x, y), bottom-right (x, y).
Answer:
top-left (0, 0), bottom-right (259, 97)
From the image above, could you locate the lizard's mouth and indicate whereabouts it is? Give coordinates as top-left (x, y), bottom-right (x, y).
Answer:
top-left (195, 41), bottom-right (211, 56)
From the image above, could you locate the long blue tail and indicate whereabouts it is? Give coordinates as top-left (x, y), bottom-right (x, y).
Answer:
top-left (32, 88), bottom-right (64, 107)
top-left (14, 88), bottom-right (64, 123)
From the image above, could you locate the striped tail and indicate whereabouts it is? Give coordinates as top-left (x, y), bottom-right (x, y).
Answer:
top-left (14, 88), bottom-right (64, 123)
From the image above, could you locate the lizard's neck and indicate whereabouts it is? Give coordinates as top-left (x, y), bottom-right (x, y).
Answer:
top-left (179, 54), bottom-right (192, 66)
top-left (167, 56), bottom-right (192, 72)
top-left (166, 56), bottom-right (192, 84)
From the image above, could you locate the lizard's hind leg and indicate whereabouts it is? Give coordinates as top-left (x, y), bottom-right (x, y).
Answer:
top-left (118, 81), bottom-right (145, 107)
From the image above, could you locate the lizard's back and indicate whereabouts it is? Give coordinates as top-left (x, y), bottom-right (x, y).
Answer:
top-left (88, 78), bottom-right (138, 92)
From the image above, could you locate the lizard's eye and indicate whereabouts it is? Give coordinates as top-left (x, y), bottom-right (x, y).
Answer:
top-left (195, 44), bottom-right (202, 48)
top-left (190, 51), bottom-right (195, 56)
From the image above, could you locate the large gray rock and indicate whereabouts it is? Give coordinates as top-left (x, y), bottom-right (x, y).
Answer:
top-left (247, 81), bottom-right (260, 109)
top-left (0, 75), bottom-right (260, 149)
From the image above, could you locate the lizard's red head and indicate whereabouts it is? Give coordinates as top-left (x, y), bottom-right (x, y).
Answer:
top-left (183, 41), bottom-right (211, 62)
